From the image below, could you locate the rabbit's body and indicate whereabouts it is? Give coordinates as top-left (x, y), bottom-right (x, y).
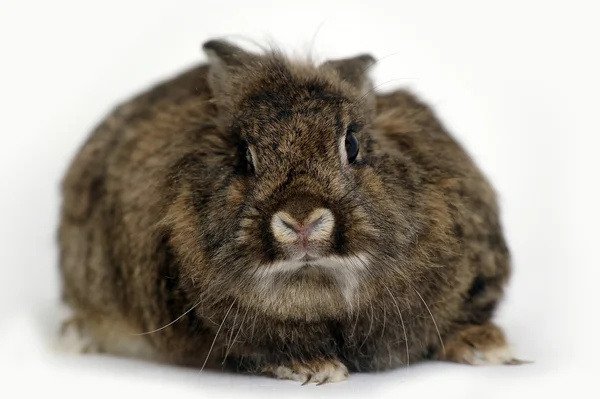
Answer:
top-left (58, 41), bottom-right (517, 383)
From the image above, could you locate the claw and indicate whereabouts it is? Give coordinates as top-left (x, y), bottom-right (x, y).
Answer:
top-left (317, 377), bottom-right (330, 386)
top-left (264, 359), bottom-right (349, 384)
top-left (505, 358), bottom-right (534, 365)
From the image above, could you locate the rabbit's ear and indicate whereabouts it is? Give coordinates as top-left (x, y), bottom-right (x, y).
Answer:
top-left (321, 54), bottom-right (375, 92)
top-left (321, 54), bottom-right (377, 112)
top-left (202, 40), bottom-right (260, 115)
top-left (203, 40), bottom-right (255, 67)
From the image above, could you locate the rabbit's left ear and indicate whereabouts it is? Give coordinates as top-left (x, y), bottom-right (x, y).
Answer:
top-left (203, 40), bottom-right (256, 68)
top-left (202, 40), bottom-right (261, 115)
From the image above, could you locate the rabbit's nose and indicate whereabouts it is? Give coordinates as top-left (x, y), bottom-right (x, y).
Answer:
top-left (271, 208), bottom-right (334, 244)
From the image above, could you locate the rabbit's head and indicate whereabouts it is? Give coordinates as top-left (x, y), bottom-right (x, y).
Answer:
top-left (169, 40), bottom-right (427, 322)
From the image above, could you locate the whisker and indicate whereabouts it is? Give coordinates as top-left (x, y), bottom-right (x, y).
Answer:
top-left (131, 296), bottom-right (202, 336)
top-left (413, 287), bottom-right (445, 357)
top-left (350, 290), bottom-right (361, 340)
top-left (381, 300), bottom-right (387, 340)
top-left (385, 286), bottom-right (409, 369)
top-left (250, 311), bottom-right (258, 341)
top-left (199, 298), bottom-right (237, 372)
top-left (223, 305), bottom-right (249, 363)
top-left (224, 303), bottom-right (241, 353)
top-left (357, 78), bottom-right (418, 104)
top-left (358, 300), bottom-right (375, 350)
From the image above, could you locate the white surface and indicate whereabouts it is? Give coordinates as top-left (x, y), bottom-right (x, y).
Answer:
top-left (0, 0), bottom-right (598, 398)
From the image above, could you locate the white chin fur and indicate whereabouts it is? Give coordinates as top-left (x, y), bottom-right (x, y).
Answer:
top-left (256, 253), bottom-right (369, 276)
top-left (251, 253), bottom-right (370, 318)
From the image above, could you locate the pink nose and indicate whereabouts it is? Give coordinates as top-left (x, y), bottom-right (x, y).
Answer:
top-left (271, 208), bottom-right (335, 244)
top-left (283, 218), bottom-right (320, 242)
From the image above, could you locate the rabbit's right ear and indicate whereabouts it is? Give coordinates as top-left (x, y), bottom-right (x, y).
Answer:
top-left (202, 40), bottom-right (259, 115)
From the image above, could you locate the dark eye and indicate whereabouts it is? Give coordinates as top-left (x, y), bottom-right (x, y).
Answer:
top-left (246, 147), bottom-right (254, 170)
top-left (345, 128), bottom-right (359, 163)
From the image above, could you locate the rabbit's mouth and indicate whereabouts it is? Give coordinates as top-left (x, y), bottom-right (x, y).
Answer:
top-left (299, 254), bottom-right (319, 262)
top-left (255, 253), bottom-right (369, 276)
top-left (248, 253), bottom-right (371, 319)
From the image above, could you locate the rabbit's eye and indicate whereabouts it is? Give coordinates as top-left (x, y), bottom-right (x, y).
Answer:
top-left (345, 129), bottom-right (359, 163)
top-left (246, 147), bottom-right (255, 170)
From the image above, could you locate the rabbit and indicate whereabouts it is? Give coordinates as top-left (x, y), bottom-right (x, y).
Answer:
top-left (57, 39), bottom-right (522, 384)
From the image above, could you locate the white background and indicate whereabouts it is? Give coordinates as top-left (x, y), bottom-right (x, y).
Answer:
top-left (1, 0), bottom-right (598, 398)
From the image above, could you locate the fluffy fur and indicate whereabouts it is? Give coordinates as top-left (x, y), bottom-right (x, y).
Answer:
top-left (58, 39), bottom-right (519, 383)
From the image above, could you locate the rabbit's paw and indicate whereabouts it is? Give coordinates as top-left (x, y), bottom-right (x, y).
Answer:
top-left (264, 358), bottom-right (349, 385)
top-left (442, 322), bottom-right (529, 365)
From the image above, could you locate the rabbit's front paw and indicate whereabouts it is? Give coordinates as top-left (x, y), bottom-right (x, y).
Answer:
top-left (442, 322), bottom-right (529, 365)
top-left (264, 358), bottom-right (349, 385)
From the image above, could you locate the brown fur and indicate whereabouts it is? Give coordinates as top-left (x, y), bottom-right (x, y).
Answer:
top-left (58, 39), bottom-right (516, 380)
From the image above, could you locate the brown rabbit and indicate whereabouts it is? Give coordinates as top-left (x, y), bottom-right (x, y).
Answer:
top-left (58, 39), bottom-right (521, 384)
